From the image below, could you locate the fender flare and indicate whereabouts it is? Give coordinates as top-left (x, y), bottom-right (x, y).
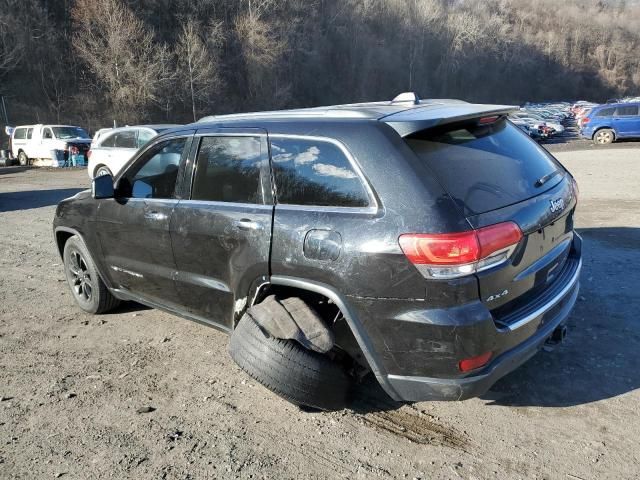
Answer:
top-left (264, 275), bottom-right (402, 401)
top-left (54, 226), bottom-right (114, 290)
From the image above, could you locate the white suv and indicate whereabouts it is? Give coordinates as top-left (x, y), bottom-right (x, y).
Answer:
top-left (87, 125), bottom-right (180, 178)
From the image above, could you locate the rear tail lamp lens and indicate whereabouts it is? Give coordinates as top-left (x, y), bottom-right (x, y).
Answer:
top-left (399, 222), bottom-right (522, 279)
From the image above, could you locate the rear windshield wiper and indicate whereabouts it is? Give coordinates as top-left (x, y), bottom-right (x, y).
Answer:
top-left (534, 170), bottom-right (562, 188)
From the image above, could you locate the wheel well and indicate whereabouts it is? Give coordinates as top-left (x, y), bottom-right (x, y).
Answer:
top-left (93, 164), bottom-right (108, 177)
top-left (55, 230), bottom-right (74, 257)
top-left (249, 284), bottom-right (370, 373)
top-left (593, 127), bottom-right (615, 139)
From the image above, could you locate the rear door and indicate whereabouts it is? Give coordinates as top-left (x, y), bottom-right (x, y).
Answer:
top-left (613, 105), bottom-right (640, 137)
top-left (404, 117), bottom-right (577, 314)
top-left (170, 128), bottom-right (273, 330)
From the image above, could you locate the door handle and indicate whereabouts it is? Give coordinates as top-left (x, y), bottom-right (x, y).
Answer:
top-left (235, 219), bottom-right (263, 231)
top-left (144, 211), bottom-right (167, 221)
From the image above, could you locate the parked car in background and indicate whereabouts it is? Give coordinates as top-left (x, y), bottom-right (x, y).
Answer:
top-left (580, 102), bottom-right (640, 144)
top-left (87, 124), bottom-right (180, 178)
top-left (512, 112), bottom-right (565, 134)
top-left (11, 124), bottom-right (91, 166)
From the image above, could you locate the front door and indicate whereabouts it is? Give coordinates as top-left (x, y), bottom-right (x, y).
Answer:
top-left (95, 134), bottom-right (192, 307)
top-left (170, 129), bottom-right (273, 330)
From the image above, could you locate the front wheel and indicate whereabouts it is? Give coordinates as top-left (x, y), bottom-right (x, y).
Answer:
top-left (593, 129), bottom-right (615, 145)
top-left (63, 236), bottom-right (120, 314)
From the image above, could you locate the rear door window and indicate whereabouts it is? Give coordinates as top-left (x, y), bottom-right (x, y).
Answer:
top-left (596, 107), bottom-right (615, 117)
top-left (191, 136), bottom-right (264, 204)
top-left (270, 138), bottom-right (370, 208)
top-left (114, 131), bottom-right (137, 149)
top-left (405, 119), bottom-right (563, 216)
top-left (615, 105), bottom-right (639, 116)
top-left (99, 133), bottom-right (117, 148)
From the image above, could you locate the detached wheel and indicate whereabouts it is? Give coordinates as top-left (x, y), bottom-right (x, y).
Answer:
top-left (229, 313), bottom-right (350, 410)
top-left (594, 128), bottom-right (615, 145)
top-left (63, 236), bottom-right (120, 314)
top-left (18, 151), bottom-right (28, 166)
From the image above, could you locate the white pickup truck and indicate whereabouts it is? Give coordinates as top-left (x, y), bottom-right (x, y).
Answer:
top-left (10, 124), bottom-right (91, 166)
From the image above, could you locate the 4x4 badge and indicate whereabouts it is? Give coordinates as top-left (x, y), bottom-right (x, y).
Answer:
top-left (550, 198), bottom-right (565, 213)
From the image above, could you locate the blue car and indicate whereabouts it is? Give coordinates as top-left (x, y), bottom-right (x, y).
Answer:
top-left (580, 102), bottom-right (640, 144)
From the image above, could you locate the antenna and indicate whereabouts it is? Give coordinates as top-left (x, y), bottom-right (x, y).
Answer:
top-left (391, 92), bottom-right (421, 105)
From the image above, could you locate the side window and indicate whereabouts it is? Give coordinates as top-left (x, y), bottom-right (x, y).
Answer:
top-left (100, 132), bottom-right (117, 148)
top-left (137, 129), bottom-right (155, 148)
top-left (43, 128), bottom-right (53, 139)
top-left (26, 128), bottom-right (33, 140)
top-left (596, 107), bottom-right (615, 117)
top-left (13, 128), bottom-right (25, 140)
top-left (191, 136), bottom-right (263, 203)
top-left (119, 137), bottom-right (187, 199)
top-left (615, 105), bottom-right (639, 116)
top-left (114, 131), bottom-right (137, 149)
top-left (270, 138), bottom-right (370, 208)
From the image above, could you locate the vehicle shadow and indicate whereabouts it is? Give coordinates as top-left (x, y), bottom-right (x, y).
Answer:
top-left (349, 227), bottom-right (640, 411)
top-left (0, 166), bottom-right (30, 176)
top-left (0, 188), bottom-right (84, 212)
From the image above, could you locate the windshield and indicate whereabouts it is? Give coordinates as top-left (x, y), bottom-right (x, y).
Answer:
top-left (405, 118), bottom-right (563, 216)
top-left (52, 127), bottom-right (90, 139)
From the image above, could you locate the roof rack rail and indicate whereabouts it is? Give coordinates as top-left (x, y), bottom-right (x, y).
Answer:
top-left (391, 92), bottom-right (420, 105)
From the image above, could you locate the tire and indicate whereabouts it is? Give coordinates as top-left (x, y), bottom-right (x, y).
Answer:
top-left (95, 166), bottom-right (112, 178)
top-left (63, 235), bottom-right (120, 314)
top-left (593, 128), bottom-right (615, 145)
top-left (18, 150), bottom-right (28, 166)
top-left (229, 313), bottom-right (350, 410)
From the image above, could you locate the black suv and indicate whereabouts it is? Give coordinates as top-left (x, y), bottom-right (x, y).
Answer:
top-left (54, 93), bottom-right (582, 410)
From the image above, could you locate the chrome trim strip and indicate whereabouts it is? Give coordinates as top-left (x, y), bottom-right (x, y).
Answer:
top-left (503, 257), bottom-right (582, 331)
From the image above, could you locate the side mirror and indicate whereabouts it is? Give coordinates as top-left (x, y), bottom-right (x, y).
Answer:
top-left (92, 174), bottom-right (115, 199)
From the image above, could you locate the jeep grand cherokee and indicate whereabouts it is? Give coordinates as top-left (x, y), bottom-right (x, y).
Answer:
top-left (53, 93), bottom-right (581, 410)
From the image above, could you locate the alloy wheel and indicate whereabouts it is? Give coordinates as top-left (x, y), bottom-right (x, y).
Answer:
top-left (595, 131), bottom-right (613, 144)
top-left (68, 250), bottom-right (93, 302)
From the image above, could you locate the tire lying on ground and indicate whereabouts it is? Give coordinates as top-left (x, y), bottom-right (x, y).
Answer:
top-left (229, 310), bottom-right (350, 411)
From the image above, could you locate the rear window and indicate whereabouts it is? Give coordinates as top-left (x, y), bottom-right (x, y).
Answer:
top-left (405, 119), bottom-right (562, 216)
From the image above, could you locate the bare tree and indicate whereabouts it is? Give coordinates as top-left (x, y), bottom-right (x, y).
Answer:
top-left (176, 19), bottom-right (224, 122)
top-left (72, 0), bottom-right (171, 123)
top-left (234, 0), bottom-right (287, 102)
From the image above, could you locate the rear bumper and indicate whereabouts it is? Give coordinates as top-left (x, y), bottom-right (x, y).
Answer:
top-left (380, 257), bottom-right (581, 402)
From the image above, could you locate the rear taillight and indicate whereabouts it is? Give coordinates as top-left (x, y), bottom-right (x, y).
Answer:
top-left (582, 117), bottom-right (590, 125)
top-left (399, 222), bottom-right (523, 279)
top-left (87, 150), bottom-right (92, 159)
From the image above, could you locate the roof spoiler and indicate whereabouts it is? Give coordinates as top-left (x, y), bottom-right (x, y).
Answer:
top-left (382, 104), bottom-right (518, 137)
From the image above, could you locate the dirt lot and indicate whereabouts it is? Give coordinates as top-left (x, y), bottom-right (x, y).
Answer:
top-left (1, 144), bottom-right (639, 480)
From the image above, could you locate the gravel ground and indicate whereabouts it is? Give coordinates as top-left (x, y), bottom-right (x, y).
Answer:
top-left (1, 143), bottom-right (639, 479)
